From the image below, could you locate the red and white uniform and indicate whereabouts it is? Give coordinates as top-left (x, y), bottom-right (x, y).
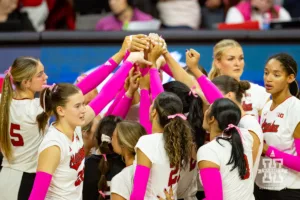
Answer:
top-left (111, 164), bottom-right (135, 199)
top-left (256, 96), bottom-right (300, 190)
top-left (1, 97), bottom-right (44, 172)
top-left (135, 133), bottom-right (180, 199)
top-left (177, 158), bottom-right (198, 200)
top-left (239, 114), bottom-right (264, 179)
top-left (197, 128), bottom-right (255, 200)
top-left (0, 97), bottom-right (44, 200)
top-left (242, 82), bottom-right (270, 120)
top-left (38, 125), bottom-right (85, 200)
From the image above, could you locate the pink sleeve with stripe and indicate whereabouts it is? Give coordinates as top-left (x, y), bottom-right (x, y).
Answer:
top-left (88, 61), bottom-right (134, 115)
top-left (160, 63), bottom-right (173, 77)
top-left (140, 89), bottom-right (152, 134)
top-left (111, 93), bottom-right (133, 119)
top-left (105, 88), bottom-right (126, 116)
top-left (149, 68), bottom-right (164, 100)
top-left (76, 58), bottom-right (118, 95)
top-left (266, 138), bottom-right (300, 172)
top-left (197, 75), bottom-right (224, 104)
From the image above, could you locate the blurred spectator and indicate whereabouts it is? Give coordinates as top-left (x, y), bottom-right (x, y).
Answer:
top-left (20, 0), bottom-right (49, 31)
top-left (46, 0), bottom-right (75, 30)
top-left (0, 0), bottom-right (35, 31)
top-left (200, 0), bottom-right (240, 29)
top-left (95, 0), bottom-right (153, 31)
top-left (226, 0), bottom-right (291, 25)
top-left (283, 0), bottom-right (300, 18)
top-left (157, 0), bottom-right (201, 29)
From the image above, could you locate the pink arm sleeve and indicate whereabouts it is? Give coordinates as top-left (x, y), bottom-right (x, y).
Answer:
top-left (160, 63), bottom-right (173, 77)
top-left (111, 93), bottom-right (133, 119)
top-left (130, 165), bottom-right (151, 200)
top-left (140, 67), bottom-right (150, 76)
top-left (29, 171), bottom-right (52, 200)
top-left (199, 168), bottom-right (223, 200)
top-left (140, 89), bottom-right (152, 134)
top-left (123, 50), bottom-right (130, 61)
top-left (88, 61), bottom-right (134, 115)
top-left (197, 75), bottom-right (224, 104)
top-left (76, 58), bottom-right (118, 95)
top-left (149, 68), bottom-right (164, 100)
top-left (105, 88), bottom-right (126, 116)
top-left (265, 138), bottom-right (300, 172)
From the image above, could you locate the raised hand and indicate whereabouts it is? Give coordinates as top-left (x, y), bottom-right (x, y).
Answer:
top-left (127, 51), bottom-right (153, 66)
top-left (127, 68), bottom-right (141, 97)
top-left (129, 34), bottom-right (150, 52)
top-left (186, 49), bottom-right (201, 73)
top-left (139, 73), bottom-right (150, 90)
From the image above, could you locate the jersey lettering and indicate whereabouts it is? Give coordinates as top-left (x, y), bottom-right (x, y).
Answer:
top-left (168, 164), bottom-right (180, 186)
top-left (261, 119), bottom-right (279, 133)
top-left (10, 123), bottom-right (24, 146)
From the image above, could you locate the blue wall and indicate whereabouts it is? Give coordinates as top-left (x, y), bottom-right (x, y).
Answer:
top-left (1, 44), bottom-right (300, 86)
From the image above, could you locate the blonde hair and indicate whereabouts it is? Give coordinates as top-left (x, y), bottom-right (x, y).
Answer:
top-left (208, 39), bottom-right (242, 80)
top-left (0, 57), bottom-right (39, 162)
top-left (116, 121), bottom-right (147, 155)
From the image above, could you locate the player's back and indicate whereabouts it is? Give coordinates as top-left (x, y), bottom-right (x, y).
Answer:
top-left (2, 98), bottom-right (44, 173)
top-left (135, 133), bottom-right (180, 199)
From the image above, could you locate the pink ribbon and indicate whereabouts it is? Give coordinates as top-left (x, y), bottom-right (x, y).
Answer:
top-left (99, 190), bottom-right (106, 198)
top-left (189, 86), bottom-right (198, 98)
top-left (167, 113), bottom-right (187, 121)
top-left (102, 154), bottom-right (107, 161)
top-left (224, 124), bottom-right (243, 143)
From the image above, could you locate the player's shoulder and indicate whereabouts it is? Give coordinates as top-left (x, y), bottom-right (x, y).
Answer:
top-left (138, 133), bottom-right (163, 143)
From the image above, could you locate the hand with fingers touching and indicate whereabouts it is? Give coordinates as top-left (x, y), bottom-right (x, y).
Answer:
top-left (139, 73), bottom-right (150, 90)
top-left (129, 34), bottom-right (150, 52)
top-left (126, 68), bottom-right (141, 98)
top-left (157, 187), bottom-right (174, 200)
top-left (120, 36), bottom-right (131, 55)
top-left (148, 40), bottom-right (164, 68)
top-left (127, 51), bottom-right (153, 66)
top-left (186, 49), bottom-right (203, 78)
top-left (156, 56), bottom-right (166, 69)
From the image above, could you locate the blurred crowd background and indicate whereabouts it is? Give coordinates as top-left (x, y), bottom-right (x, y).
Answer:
top-left (0, 0), bottom-right (300, 32)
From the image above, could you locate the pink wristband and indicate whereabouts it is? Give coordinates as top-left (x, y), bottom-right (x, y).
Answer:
top-left (130, 165), bottom-right (151, 200)
top-left (199, 168), bottom-right (223, 200)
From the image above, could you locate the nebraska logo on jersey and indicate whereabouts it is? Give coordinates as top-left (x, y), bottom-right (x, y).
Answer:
top-left (261, 119), bottom-right (279, 133)
top-left (69, 146), bottom-right (85, 171)
top-left (242, 101), bottom-right (253, 112)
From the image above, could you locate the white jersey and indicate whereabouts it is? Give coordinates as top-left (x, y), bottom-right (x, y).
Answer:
top-left (177, 158), bottom-right (198, 200)
top-left (197, 128), bottom-right (255, 200)
top-left (256, 96), bottom-right (300, 190)
top-left (239, 114), bottom-right (264, 179)
top-left (111, 165), bottom-right (135, 199)
top-left (1, 97), bottom-right (44, 173)
top-left (242, 82), bottom-right (270, 120)
top-left (135, 133), bottom-right (180, 199)
top-left (39, 125), bottom-right (85, 200)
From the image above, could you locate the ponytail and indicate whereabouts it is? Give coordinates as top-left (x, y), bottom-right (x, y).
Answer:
top-left (188, 97), bottom-right (206, 148)
top-left (217, 126), bottom-right (249, 180)
top-left (208, 62), bottom-right (220, 80)
top-left (0, 75), bottom-right (14, 162)
top-left (98, 154), bottom-right (109, 200)
top-left (36, 88), bottom-right (52, 133)
top-left (164, 117), bottom-right (193, 169)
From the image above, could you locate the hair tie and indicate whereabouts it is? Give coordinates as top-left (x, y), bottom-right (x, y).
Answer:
top-left (189, 86), bottom-right (198, 98)
top-left (224, 124), bottom-right (243, 143)
top-left (42, 84), bottom-right (56, 113)
top-left (102, 154), bottom-right (107, 161)
top-left (4, 66), bottom-right (12, 77)
top-left (98, 190), bottom-right (106, 198)
top-left (168, 113), bottom-right (187, 121)
top-left (101, 134), bottom-right (111, 144)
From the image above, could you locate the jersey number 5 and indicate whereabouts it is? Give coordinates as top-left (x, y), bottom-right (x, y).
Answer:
top-left (10, 123), bottom-right (24, 146)
top-left (168, 164), bottom-right (180, 187)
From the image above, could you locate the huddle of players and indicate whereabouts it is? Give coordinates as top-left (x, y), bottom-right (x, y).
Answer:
top-left (0, 33), bottom-right (299, 200)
